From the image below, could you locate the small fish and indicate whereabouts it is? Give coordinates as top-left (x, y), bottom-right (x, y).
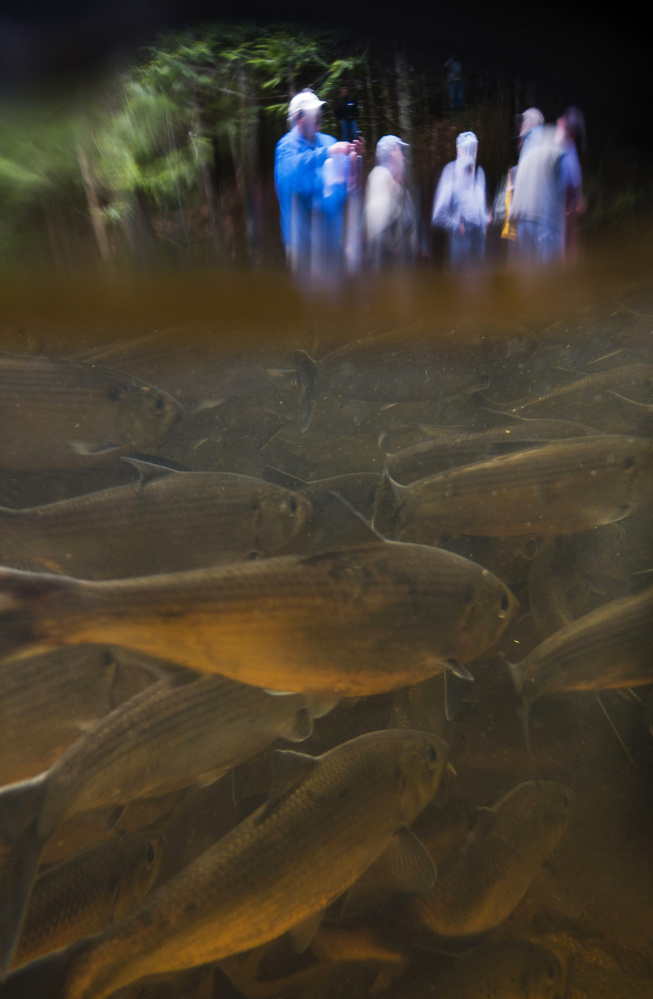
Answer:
top-left (0, 461), bottom-right (312, 578)
top-left (387, 417), bottom-right (599, 483)
top-left (0, 354), bottom-right (181, 470)
top-left (399, 780), bottom-right (574, 938)
top-left (0, 499), bottom-right (518, 697)
top-left (485, 363), bottom-right (653, 428)
top-left (295, 337), bottom-right (489, 431)
top-left (511, 586), bottom-right (653, 709)
top-left (13, 832), bottom-right (165, 968)
top-left (397, 941), bottom-right (564, 999)
top-left (0, 674), bottom-right (323, 972)
top-left (0, 730), bottom-right (448, 999)
top-left (0, 646), bottom-right (159, 785)
top-left (383, 436), bottom-right (653, 538)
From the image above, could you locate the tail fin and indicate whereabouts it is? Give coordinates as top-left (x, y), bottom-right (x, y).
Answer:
top-left (504, 657), bottom-right (539, 781)
top-left (294, 351), bottom-right (320, 433)
top-left (0, 775), bottom-right (51, 974)
top-left (0, 568), bottom-right (74, 662)
top-left (371, 450), bottom-right (403, 539)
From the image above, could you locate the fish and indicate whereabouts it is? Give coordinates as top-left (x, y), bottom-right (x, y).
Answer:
top-left (511, 586), bottom-right (653, 709)
top-left (0, 646), bottom-right (161, 785)
top-left (382, 435), bottom-right (653, 539)
top-left (0, 498), bottom-right (518, 697)
top-left (0, 354), bottom-right (182, 470)
top-left (13, 832), bottom-right (165, 968)
top-left (0, 673), bottom-right (325, 972)
top-left (386, 417), bottom-right (600, 483)
top-left (0, 461), bottom-right (313, 578)
top-left (485, 363), bottom-right (653, 427)
top-left (0, 730), bottom-right (449, 999)
top-left (398, 780), bottom-right (574, 938)
top-left (294, 336), bottom-right (489, 431)
top-left (396, 941), bottom-right (564, 999)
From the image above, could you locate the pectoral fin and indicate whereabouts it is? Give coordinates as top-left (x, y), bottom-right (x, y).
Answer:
top-left (288, 908), bottom-right (325, 953)
top-left (341, 827), bottom-right (436, 918)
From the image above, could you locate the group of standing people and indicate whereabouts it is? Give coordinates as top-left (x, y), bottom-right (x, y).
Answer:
top-left (274, 89), bottom-right (584, 282)
top-left (274, 89), bottom-right (416, 282)
top-left (431, 106), bottom-right (585, 270)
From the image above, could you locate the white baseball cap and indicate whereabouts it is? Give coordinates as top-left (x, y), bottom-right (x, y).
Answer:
top-left (519, 108), bottom-right (544, 136)
top-left (376, 134), bottom-right (409, 161)
top-left (288, 90), bottom-right (327, 117)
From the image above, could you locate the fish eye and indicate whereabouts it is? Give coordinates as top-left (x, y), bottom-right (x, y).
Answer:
top-left (246, 551), bottom-right (260, 561)
top-left (500, 593), bottom-right (510, 611)
top-left (108, 386), bottom-right (122, 402)
top-left (427, 743), bottom-right (439, 767)
top-left (145, 842), bottom-right (156, 867)
top-left (154, 395), bottom-right (166, 411)
top-left (561, 790), bottom-right (571, 808)
top-left (287, 495), bottom-right (298, 517)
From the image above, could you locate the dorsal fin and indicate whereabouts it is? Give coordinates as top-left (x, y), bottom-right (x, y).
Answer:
top-left (300, 492), bottom-right (386, 556)
top-left (122, 457), bottom-right (179, 481)
top-left (262, 467), bottom-right (308, 491)
top-left (264, 750), bottom-right (320, 810)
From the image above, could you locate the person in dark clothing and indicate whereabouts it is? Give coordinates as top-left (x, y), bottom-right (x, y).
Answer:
top-left (334, 87), bottom-right (359, 142)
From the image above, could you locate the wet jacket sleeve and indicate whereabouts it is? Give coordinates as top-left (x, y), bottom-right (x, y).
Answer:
top-left (274, 133), bottom-right (332, 200)
top-left (431, 163), bottom-right (457, 231)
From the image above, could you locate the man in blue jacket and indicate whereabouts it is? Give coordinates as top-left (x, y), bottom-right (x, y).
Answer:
top-left (275, 90), bottom-right (362, 279)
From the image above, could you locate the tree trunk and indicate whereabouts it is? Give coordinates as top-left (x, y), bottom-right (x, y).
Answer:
top-left (394, 47), bottom-right (412, 145)
top-left (364, 51), bottom-right (378, 150)
top-left (77, 145), bottom-right (111, 263)
top-left (193, 105), bottom-right (223, 259)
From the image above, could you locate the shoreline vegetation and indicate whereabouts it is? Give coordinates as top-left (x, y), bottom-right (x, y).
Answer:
top-left (0, 24), bottom-right (651, 271)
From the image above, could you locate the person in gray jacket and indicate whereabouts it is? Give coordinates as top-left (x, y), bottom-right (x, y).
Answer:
top-left (510, 115), bottom-right (580, 266)
top-left (431, 131), bottom-right (490, 270)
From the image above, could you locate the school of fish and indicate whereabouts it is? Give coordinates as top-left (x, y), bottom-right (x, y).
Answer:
top-left (0, 312), bottom-right (651, 999)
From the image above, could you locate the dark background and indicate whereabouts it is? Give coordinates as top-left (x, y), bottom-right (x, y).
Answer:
top-left (0, 0), bottom-right (648, 149)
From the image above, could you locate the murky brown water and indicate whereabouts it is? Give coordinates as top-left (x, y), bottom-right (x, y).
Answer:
top-left (1, 224), bottom-right (652, 998)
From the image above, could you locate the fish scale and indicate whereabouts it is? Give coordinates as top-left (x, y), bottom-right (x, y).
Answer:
top-left (0, 355), bottom-right (181, 471)
top-left (514, 586), bottom-right (653, 705)
top-left (388, 434), bottom-right (653, 537)
top-left (0, 469), bottom-right (312, 578)
top-left (1, 731), bottom-right (447, 999)
top-left (0, 673), bottom-right (317, 973)
top-left (0, 538), bottom-right (517, 696)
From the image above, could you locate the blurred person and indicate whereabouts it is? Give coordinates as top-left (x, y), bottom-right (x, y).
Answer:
top-left (364, 135), bottom-right (417, 268)
top-left (274, 89), bottom-right (363, 280)
top-left (510, 111), bottom-right (582, 266)
top-left (431, 131), bottom-right (490, 270)
top-left (556, 106), bottom-right (586, 263)
top-left (444, 56), bottom-right (463, 111)
top-left (517, 107), bottom-right (544, 158)
top-left (334, 87), bottom-right (359, 142)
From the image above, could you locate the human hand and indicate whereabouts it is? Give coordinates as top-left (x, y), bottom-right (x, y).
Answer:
top-left (328, 142), bottom-right (353, 156)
